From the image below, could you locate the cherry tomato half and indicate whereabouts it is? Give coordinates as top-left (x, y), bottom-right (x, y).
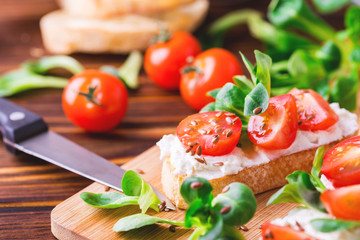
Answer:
top-left (322, 136), bottom-right (360, 187)
top-left (261, 222), bottom-right (317, 240)
top-left (62, 70), bottom-right (128, 132)
top-left (144, 31), bottom-right (201, 90)
top-left (180, 48), bottom-right (243, 111)
top-left (247, 94), bottom-right (298, 150)
top-left (320, 184), bottom-right (360, 221)
top-left (289, 88), bottom-right (338, 131)
top-left (177, 111), bottom-right (242, 156)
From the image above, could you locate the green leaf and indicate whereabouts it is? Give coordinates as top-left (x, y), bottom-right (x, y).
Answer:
top-left (297, 172), bottom-right (326, 212)
top-left (316, 41), bottom-right (341, 72)
top-left (239, 52), bottom-right (256, 83)
top-left (345, 6), bottom-right (360, 44)
top-left (118, 51), bottom-right (142, 89)
top-left (0, 69), bottom-right (68, 97)
top-left (310, 147), bottom-right (327, 192)
top-left (198, 212), bottom-right (224, 240)
top-left (268, 0), bottom-right (336, 42)
top-left (350, 46), bottom-right (360, 63)
top-left (200, 102), bottom-right (216, 112)
top-left (113, 213), bottom-right (184, 232)
top-left (80, 192), bottom-right (139, 208)
top-left (121, 170), bottom-right (161, 213)
top-left (312, 0), bottom-right (351, 13)
top-left (207, 88), bottom-right (221, 99)
top-left (184, 198), bottom-right (208, 228)
top-left (212, 183), bottom-right (256, 226)
top-left (330, 73), bottom-right (358, 111)
top-left (233, 75), bottom-right (254, 95)
top-left (244, 83), bottom-right (269, 116)
top-left (310, 218), bottom-right (360, 233)
top-left (22, 55), bottom-right (84, 75)
top-left (267, 184), bottom-right (304, 205)
top-left (254, 50), bottom-right (272, 95)
top-left (180, 177), bottom-right (213, 205)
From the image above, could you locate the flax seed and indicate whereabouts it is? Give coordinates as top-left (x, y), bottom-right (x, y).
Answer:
top-left (189, 142), bottom-right (199, 147)
top-left (191, 120), bottom-right (199, 126)
top-left (222, 185), bottom-right (230, 193)
top-left (198, 129), bottom-right (207, 134)
top-left (210, 119), bottom-right (218, 126)
top-left (184, 127), bottom-right (194, 132)
top-left (213, 162), bottom-right (224, 166)
top-left (196, 145), bottom-right (202, 156)
top-left (104, 185), bottom-right (110, 191)
top-left (191, 149), bottom-right (195, 156)
top-left (216, 112), bottom-right (224, 117)
top-left (239, 225), bottom-right (249, 231)
top-left (195, 157), bottom-right (205, 164)
top-left (253, 107), bottom-right (263, 114)
top-left (185, 146), bottom-right (193, 153)
top-left (191, 181), bottom-right (203, 189)
top-left (298, 120), bottom-right (303, 125)
top-left (220, 206), bottom-right (231, 214)
top-left (215, 127), bottom-right (223, 134)
top-left (306, 114), bottom-right (314, 121)
top-left (159, 201), bottom-right (166, 211)
top-left (225, 129), bottom-right (233, 137)
top-left (296, 221), bottom-right (304, 231)
top-left (135, 169), bottom-right (145, 174)
top-left (226, 117), bottom-right (232, 124)
top-left (169, 225), bottom-right (176, 232)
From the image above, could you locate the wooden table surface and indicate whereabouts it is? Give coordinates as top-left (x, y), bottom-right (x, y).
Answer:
top-left (0, 1), bottom-right (345, 239)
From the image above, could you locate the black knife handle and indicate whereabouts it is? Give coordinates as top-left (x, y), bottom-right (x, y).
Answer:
top-left (0, 98), bottom-right (48, 153)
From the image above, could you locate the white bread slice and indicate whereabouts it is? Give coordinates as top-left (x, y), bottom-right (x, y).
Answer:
top-left (57, 0), bottom-right (195, 18)
top-left (40, 0), bottom-right (209, 54)
top-left (161, 135), bottom-right (356, 209)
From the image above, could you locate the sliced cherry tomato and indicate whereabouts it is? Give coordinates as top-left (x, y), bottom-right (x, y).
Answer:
top-left (320, 184), bottom-right (360, 221)
top-left (180, 48), bottom-right (242, 111)
top-left (177, 111), bottom-right (242, 156)
top-left (261, 222), bottom-right (317, 240)
top-left (289, 88), bottom-right (338, 131)
top-left (247, 94), bottom-right (298, 150)
top-left (62, 70), bottom-right (128, 132)
top-left (144, 31), bottom-right (201, 90)
top-left (322, 136), bottom-right (360, 187)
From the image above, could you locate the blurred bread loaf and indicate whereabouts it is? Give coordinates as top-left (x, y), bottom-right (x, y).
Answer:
top-left (57, 0), bottom-right (196, 18)
top-left (40, 0), bottom-right (209, 54)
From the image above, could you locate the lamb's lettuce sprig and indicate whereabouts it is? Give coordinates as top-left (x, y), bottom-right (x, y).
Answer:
top-left (113, 177), bottom-right (257, 240)
top-left (267, 146), bottom-right (360, 233)
top-left (200, 50), bottom-right (270, 131)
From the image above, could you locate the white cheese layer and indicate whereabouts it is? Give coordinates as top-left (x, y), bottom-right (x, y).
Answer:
top-left (157, 103), bottom-right (358, 180)
top-left (271, 208), bottom-right (360, 240)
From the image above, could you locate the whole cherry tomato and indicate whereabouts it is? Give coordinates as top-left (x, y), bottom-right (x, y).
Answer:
top-left (320, 184), bottom-right (360, 221)
top-left (177, 111), bottom-right (242, 156)
top-left (62, 70), bottom-right (128, 132)
top-left (180, 48), bottom-right (243, 111)
top-left (144, 31), bottom-right (201, 90)
top-left (261, 222), bottom-right (317, 240)
top-left (289, 88), bottom-right (338, 131)
top-left (322, 136), bottom-right (360, 187)
top-left (247, 94), bottom-right (298, 150)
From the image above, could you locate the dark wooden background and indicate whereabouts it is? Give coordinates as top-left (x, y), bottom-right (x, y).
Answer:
top-left (0, 0), bottom-right (345, 239)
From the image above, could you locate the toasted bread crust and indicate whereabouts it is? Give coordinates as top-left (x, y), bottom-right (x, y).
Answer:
top-left (40, 0), bottom-right (208, 54)
top-left (161, 137), bottom-right (354, 209)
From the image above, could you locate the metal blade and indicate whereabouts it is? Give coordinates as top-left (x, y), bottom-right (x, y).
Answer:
top-left (6, 131), bottom-right (175, 210)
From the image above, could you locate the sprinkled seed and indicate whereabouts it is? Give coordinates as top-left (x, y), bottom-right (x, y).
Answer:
top-left (222, 185), bottom-right (230, 193)
top-left (220, 206), bottom-right (231, 214)
top-left (169, 225), bottom-right (176, 232)
top-left (213, 162), bottom-right (224, 166)
top-left (258, 225), bottom-right (263, 230)
top-left (260, 123), bottom-right (267, 131)
top-left (164, 208), bottom-right (170, 212)
top-left (184, 127), bottom-right (194, 132)
top-left (191, 149), bottom-right (196, 156)
top-left (264, 230), bottom-right (274, 239)
top-left (159, 201), bottom-right (166, 211)
top-left (185, 146), bottom-right (193, 153)
top-left (296, 221), bottom-right (304, 231)
top-left (239, 225), bottom-right (249, 231)
top-left (215, 127), bottom-right (223, 134)
top-left (225, 129), bottom-right (233, 137)
top-left (306, 114), bottom-right (314, 121)
top-left (195, 157), bottom-right (205, 164)
top-left (198, 129), bottom-right (207, 134)
top-left (231, 118), bottom-right (238, 124)
top-left (136, 169), bottom-right (145, 174)
top-left (253, 107), bottom-right (263, 115)
top-left (189, 142), bottom-right (199, 147)
top-left (191, 120), bottom-right (199, 126)
top-left (210, 119), bottom-right (218, 126)
top-left (104, 185), bottom-right (110, 191)
top-left (226, 113), bottom-right (236, 117)
top-left (298, 120), bottom-right (303, 125)
top-left (226, 117), bottom-right (232, 124)
top-left (212, 134), bottom-right (220, 144)
top-left (191, 181), bottom-right (203, 189)
top-left (216, 112), bottom-right (224, 117)
top-left (196, 145), bottom-right (202, 156)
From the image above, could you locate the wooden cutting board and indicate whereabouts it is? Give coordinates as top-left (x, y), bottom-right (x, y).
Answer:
top-left (51, 146), bottom-right (298, 240)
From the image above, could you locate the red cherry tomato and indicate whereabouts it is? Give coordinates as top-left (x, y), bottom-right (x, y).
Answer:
top-left (62, 70), bottom-right (128, 132)
top-left (144, 31), bottom-right (201, 90)
top-left (247, 94), bottom-right (298, 150)
top-left (289, 88), bottom-right (338, 131)
top-left (322, 136), bottom-right (360, 187)
top-left (320, 184), bottom-right (360, 221)
top-left (261, 222), bottom-right (317, 240)
top-left (176, 111), bottom-right (242, 156)
top-left (180, 48), bottom-right (243, 111)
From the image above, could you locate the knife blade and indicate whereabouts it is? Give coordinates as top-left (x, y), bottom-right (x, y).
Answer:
top-left (0, 98), bottom-right (175, 210)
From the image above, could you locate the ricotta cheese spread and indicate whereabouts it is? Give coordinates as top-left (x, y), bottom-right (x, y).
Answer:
top-left (271, 208), bottom-right (360, 240)
top-left (157, 103), bottom-right (359, 180)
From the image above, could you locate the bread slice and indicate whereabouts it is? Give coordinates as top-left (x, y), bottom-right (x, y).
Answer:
top-left (57, 0), bottom-right (195, 18)
top-left (40, 0), bottom-right (209, 54)
top-left (161, 136), bottom-right (355, 209)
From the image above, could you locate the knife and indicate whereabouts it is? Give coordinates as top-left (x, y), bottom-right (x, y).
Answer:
top-left (0, 97), bottom-right (175, 210)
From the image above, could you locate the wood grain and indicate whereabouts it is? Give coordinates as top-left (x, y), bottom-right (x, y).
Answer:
top-left (51, 146), bottom-right (298, 240)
